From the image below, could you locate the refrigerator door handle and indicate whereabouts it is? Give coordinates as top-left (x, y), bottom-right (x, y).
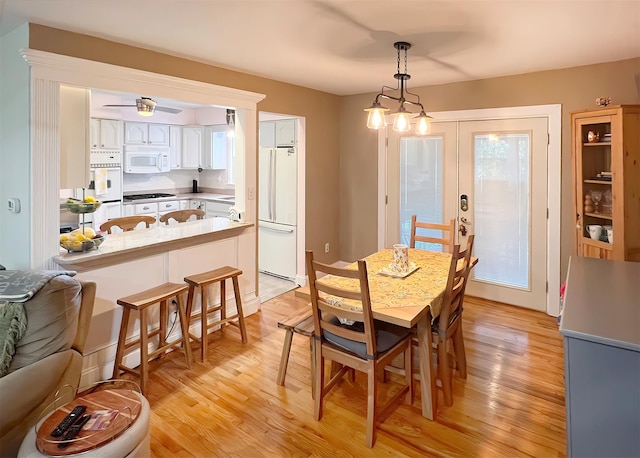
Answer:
top-left (270, 149), bottom-right (276, 221)
top-left (261, 225), bottom-right (294, 234)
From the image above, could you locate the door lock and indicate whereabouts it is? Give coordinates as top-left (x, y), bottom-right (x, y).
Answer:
top-left (460, 194), bottom-right (468, 212)
top-left (459, 224), bottom-right (467, 236)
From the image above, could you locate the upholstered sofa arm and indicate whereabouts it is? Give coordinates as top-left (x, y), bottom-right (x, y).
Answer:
top-left (0, 350), bottom-right (82, 455)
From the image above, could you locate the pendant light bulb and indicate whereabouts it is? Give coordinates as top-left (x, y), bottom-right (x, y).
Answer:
top-left (365, 101), bottom-right (389, 130)
top-left (392, 107), bottom-right (412, 133)
top-left (414, 111), bottom-right (432, 135)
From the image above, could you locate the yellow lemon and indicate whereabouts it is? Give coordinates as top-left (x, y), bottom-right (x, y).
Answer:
top-left (75, 233), bottom-right (88, 241)
top-left (84, 196), bottom-right (96, 203)
top-left (83, 227), bottom-right (96, 239)
top-left (60, 235), bottom-right (69, 242)
top-left (71, 241), bottom-right (84, 250)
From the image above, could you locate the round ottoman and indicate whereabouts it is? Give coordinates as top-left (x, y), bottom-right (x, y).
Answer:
top-left (18, 392), bottom-right (150, 458)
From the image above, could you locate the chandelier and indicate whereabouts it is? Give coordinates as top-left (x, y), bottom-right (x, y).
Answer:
top-left (364, 41), bottom-right (432, 134)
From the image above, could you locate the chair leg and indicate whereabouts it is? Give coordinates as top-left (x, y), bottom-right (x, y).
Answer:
top-left (314, 344), bottom-right (324, 420)
top-left (438, 338), bottom-right (453, 407)
top-left (309, 336), bottom-right (316, 400)
top-left (276, 329), bottom-right (294, 386)
top-left (220, 279), bottom-right (226, 329)
top-left (232, 276), bottom-right (248, 343)
top-left (139, 309), bottom-right (150, 397)
top-left (452, 327), bottom-right (467, 379)
top-left (366, 363), bottom-right (377, 448)
top-left (176, 292), bottom-right (192, 368)
top-left (112, 308), bottom-right (130, 379)
top-left (200, 286), bottom-right (208, 362)
top-left (404, 342), bottom-right (413, 405)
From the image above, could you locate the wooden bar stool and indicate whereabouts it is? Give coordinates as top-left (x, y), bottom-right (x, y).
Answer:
top-left (184, 266), bottom-right (247, 361)
top-left (113, 282), bottom-right (192, 396)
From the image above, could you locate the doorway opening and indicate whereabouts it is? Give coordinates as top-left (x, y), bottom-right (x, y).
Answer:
top-left (258, 112), bottom-right (306, 303)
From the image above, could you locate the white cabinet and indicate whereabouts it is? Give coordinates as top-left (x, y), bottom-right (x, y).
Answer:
top-left (60, 85), bottom-right (90, 189)
top-left (124, 122), bottom-right (170, 146)
top-left (259, 119), bottom-right (296, 147)
top-left (169, 125), bottom-right (182, 169)
top-left (203, 125), bottom-right (229, 170)
top-left (181, 126), bottom-right (203, 169)
top-left (90, 118), bottom-right (123, 149)
top-left (157, 200), bottom-right (180, 215)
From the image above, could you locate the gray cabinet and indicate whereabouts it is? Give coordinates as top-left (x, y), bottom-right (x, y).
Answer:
top-left (560, 256), bottom-right (640, 458)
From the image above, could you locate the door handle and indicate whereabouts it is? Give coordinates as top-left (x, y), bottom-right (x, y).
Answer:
top-left (460, 216), bottom-right (472, 225)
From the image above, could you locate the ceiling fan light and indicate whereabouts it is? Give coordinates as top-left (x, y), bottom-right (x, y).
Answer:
top-left (136, 98), bottom-right (156, 116)
top-left (414, 111), bottom-right (432, 135)
top-left (365, 101), bottom-right (389, 130)
top-left (392, 107), bottom-right (412, 133)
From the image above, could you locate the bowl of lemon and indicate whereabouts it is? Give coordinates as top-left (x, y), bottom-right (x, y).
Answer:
top-left (60, 228), bottom-right (106, 253)
top-left (66, 196), bottom-right (101, 214)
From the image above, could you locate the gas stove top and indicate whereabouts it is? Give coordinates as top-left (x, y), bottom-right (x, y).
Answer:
top-left (123, 193), bottom-right (176, 201)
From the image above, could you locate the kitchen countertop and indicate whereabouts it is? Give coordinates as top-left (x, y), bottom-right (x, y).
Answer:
top-left (122, 192), bottom-right (235, 205)
top-left (54, 218), bottom-right (252, 271)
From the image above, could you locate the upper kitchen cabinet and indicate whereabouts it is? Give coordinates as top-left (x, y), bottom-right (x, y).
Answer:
top-left (203, 125), bottom-right (229, 170)
top-left (259, 119), bottom-right (296, 147)
top-left (90, 118), bottom-right (123, 150)
top-left (169, 125), bottom-right (182, 169)
top-left (124, 121), bottom-right (170, 146)
top-left (60, 85), bottom-right (90, 189)
top-left (181, 126), bottom-right (203, 169)
top-left (572, 105), bottom-right (640, 261)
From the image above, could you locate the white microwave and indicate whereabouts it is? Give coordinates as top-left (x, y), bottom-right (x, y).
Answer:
top-left (124, 145), bottom-right (170, 174)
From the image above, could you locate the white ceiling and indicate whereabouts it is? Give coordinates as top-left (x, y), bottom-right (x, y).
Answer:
top-left (1, 0), bottom-right (639, 96)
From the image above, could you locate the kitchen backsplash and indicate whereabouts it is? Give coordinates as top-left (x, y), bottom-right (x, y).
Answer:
top-left (123, 169), bottom-right (232, 193)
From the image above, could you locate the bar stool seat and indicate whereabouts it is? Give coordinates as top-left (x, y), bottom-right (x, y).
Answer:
top-left (113, 282), bottom-right (192, 396)
top-left (184, 266), bottom-right (247, 362)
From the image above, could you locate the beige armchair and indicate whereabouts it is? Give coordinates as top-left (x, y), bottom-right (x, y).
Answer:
top-left (0, 276), bottom-right (96, 456)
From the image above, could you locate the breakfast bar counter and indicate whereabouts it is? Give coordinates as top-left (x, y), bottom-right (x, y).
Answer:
top-left (54, 218), bottom-right (252, 271)
top-left (52, 217), bottom-right (257, 389)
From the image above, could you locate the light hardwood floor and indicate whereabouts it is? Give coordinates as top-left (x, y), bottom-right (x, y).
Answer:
top-left (139, 292), bottom-right (566, 457)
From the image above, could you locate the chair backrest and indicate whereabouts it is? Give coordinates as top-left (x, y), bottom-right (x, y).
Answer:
top-left (410, 215), bottom-right (456, 253)
top-left (159, 209), bottom-right (205, 225)
top-left (99, 215), bottom-right (157, 234)
top-left (305, 250), bottom-right (377, 358)
top-left (437, 235), bottom-right (475, 338)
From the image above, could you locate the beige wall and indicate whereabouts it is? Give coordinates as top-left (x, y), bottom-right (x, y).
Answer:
top-left (339, 58), bottom-right (640, 281)
top-left (28, 24), bottom-right (342, 264)
top-left (29, 24), bottom-right (640, 281)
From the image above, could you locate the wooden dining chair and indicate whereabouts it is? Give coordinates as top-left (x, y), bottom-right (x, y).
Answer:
top-left (409, 215), bottom-right (456, 253)
top-left (99, 215), bottom-right (157, 234)
top-left (159, 209), bottom-right (205, 225)
top-left (306, 250), bottom-right (412, 448)
top-left (385, 235), bottom-right (475, 410)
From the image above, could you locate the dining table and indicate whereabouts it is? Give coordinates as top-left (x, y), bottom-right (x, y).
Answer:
top-left (317, 247), bottom-right (478, 420)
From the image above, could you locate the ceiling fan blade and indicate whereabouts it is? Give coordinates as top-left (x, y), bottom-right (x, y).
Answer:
top-left (155, 106), bottom-right (182, 114)
top-left (103, 104), bottom-right (136, 108)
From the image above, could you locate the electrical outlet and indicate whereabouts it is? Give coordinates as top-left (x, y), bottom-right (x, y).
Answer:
top-left (324, 242), bottom-right (330, 253)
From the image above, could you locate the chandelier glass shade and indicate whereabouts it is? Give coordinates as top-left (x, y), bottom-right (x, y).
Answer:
top-left (365, 42), bottom-right (432, 134)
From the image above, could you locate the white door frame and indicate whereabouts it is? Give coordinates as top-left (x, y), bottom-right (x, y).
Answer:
top-left (377, 104), bottom-right (562, 317)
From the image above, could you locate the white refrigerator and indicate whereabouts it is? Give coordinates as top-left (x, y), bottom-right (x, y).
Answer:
top-left (259, 147), bottom-right (297, 280)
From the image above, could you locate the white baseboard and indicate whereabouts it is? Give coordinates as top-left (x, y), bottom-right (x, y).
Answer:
top-left (79, 292), bottom-right (260, 390)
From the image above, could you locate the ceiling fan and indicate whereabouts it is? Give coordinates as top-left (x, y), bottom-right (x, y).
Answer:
top-left (103, 97), bottom-right (182, 116)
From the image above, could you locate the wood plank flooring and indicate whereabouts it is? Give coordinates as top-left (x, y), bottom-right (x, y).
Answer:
top-left (140, 292), bottom-right (566, 457)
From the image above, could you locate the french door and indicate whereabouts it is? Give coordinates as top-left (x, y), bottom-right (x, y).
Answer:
top-left (385, 116), bottom-right (549, 311)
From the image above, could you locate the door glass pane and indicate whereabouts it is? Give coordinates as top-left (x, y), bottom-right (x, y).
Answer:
top-left (474, 132), bottom-right (530, 289)
top-left (399, 136), bottom-right (444, 249)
